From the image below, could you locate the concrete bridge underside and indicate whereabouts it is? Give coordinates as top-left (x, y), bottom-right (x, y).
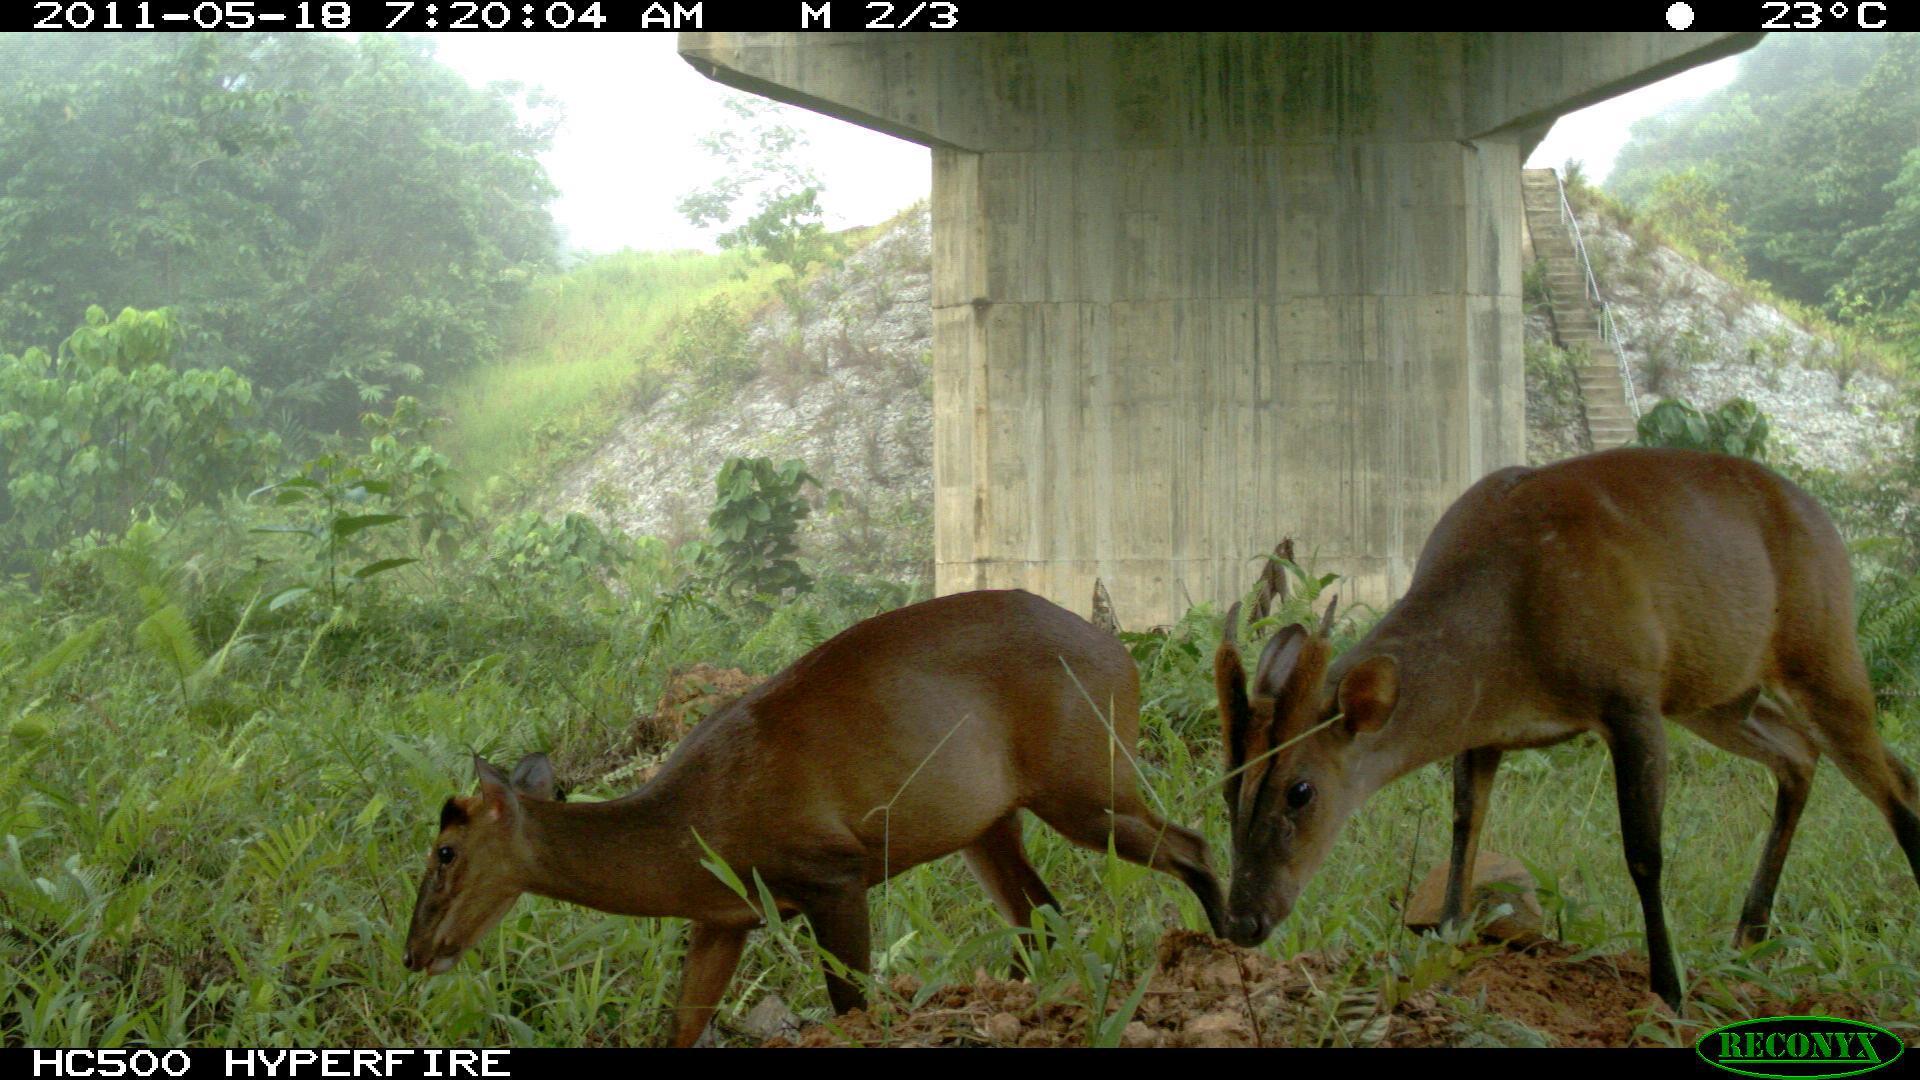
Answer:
top-left (678, 32), bottom-right (1762, 628)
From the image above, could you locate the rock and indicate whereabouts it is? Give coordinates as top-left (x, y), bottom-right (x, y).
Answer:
top-left (738, 994), bottom-right (800, 1041)
top-left (1403, 851), bottom-right (1544, 944)
top-left (548, 206), bottom-right (935, 580)
top-left (981, 1011), bottom-right (1022, 1044)
top-left (1120, 1021), bottom-right (1162, 1048)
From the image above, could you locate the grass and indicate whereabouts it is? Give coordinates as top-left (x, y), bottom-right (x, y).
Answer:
top-left (437, 207), bottom-right (919, 514)
top-left (1566, 175), bottom-right (1912, 388)
top-left (437, 248), bottom-right (788, 506)
top-left (4, 546), bottom-right (1919, 1047)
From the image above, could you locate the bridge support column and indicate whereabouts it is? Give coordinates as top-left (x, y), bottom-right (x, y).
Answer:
top-left (680, 32), bottom-right (1761, 627)
top-left (929, 134), bottom-right (1523, 625)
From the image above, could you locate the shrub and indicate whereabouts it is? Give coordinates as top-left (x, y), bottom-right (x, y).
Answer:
top-left (250, 397), bottom-right (468, 612)
top-left (1634, 397), bottom-right (1771, 460)
top-left (0, 306), bottom-right (278, 571)
top-left (707, 456), bottom-right (818, 606)
top-left (483, 511), bottom-right (634, 589)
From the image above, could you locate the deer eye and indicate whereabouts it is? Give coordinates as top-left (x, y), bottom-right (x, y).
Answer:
top-left (437, 845), bottom-right (456, 865)
top-left (1286, 781), bottom-right (1315, 810)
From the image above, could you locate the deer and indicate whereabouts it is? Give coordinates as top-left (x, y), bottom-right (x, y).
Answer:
top-left (403, 588), bottom-right (1228, 1047)
top-left (1212, 447), bottom-right (1920, 1010)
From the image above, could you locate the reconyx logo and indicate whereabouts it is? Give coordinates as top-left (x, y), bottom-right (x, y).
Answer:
top-left (1697, 1017), bottom-right (1904, 1079)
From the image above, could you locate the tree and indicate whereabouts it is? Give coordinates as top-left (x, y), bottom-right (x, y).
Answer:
top-left (1607, 35), bottom-right (1920, 314)
top-left (677, 94), bottom-right (838, 301)
top-left (0, 34), bottom-right (560, 435)
top-left (1835, 146), bottom-right (1920, 315)
top-left (0, 305), bottom-right (277, 567)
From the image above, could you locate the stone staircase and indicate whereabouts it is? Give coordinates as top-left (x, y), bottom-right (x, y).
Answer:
top-left (1521, 168), bottom-right (1639, 450)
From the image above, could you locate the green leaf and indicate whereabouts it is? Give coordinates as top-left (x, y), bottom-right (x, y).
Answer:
top-left (268, 587), bottom-right (313, 611)
top-left (330, 513), bottom-right (405, 538)
top-left (351, 557), bottom-right (417, 580)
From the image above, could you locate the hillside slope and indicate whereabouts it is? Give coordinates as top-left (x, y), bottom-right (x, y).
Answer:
top-left (545, 202), bottom-right (1907, 582)
top-left (1573, 202), bottom-right (1909, 472)
top-left (547, 209), bottom-right (934, 580)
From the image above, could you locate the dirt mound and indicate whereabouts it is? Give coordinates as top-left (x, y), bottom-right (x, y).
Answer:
top-left (763, 932), bottom-right (1875, 1048)
top-left (650, 664), bottom-right (760, 737)
top-left (551, 665), bottom-right (760, 794)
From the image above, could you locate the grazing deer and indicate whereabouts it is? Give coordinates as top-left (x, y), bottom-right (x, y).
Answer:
top-left (404, 589), bottom-right (1227, 1046)
top-left (1213, 447), bottom-right (1920, 1008)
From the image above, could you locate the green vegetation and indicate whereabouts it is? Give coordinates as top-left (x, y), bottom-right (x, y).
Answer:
top-left (0, 307), bottom-right (275, 567)
top-left (5, 28), bottom-right (1920, 1052)
top-left (1608, 34), bottom-right (1920, 363)
top-left (678, 94), bottom-right (842, 307)
top-left (437, 248), bottom-right (787, 507)
top-left (1563, 165), bottom-right (1901, 385)
top-left (1634, 398), bottom-right (1771, 460)
top-left (707, 456), bottom-right (821, 607)
top-left (5, 493), bottom-right (1920, 1044)
top-left (0, 34), bottom-right (559, 435)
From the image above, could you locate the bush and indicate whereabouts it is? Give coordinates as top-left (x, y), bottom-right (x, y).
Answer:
top-left (1634, 397), bottom-right (1771, 460)
top-left (658, 297), bottom-right (757, 418)
top-left (1641, 168), bottom-right (1748, 276)
top-left (0, 306), bottom-right (278, 570)
top-left (250, 397), bottom-right (469, 612)
top-left (707, 456), bottom-right (818, 606)
top-left (483, 511), bottom-right (634, 589)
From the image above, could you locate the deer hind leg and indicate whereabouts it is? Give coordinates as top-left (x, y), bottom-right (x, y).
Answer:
top-left (1788, 667), bottom-right (1920, 887)
top-left (1440, 747), bottom-right (1504, 930)
top-left (1681, 687), bottom-right (1818, 949)
top-left (963, 813), bottom-right (1062, 973)
top-left (1033, 795), bottom-right (1229, 939)
top-left (1603, 697), bottom-right (1683, 1010)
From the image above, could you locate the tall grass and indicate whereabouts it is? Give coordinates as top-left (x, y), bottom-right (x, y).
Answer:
top-left (438, 248), bottom-right (786, 501)
top-left (4, 523), bottom-right (1918, 1047)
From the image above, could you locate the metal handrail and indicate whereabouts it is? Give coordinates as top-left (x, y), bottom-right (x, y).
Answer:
top-left (1550, 170), bottom-right (1640, 422)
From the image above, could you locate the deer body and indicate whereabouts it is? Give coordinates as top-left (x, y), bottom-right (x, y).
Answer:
top-left (406, 589), bottom-right (1227, 1046)
top-left (1216, 448), bottom-right (1920, 1008)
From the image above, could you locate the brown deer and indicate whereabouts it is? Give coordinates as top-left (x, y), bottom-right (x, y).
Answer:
top-left (1213, 447), bottom-right (1920, 1009)
top-left (403, 589), bottom-right (1227, 1046)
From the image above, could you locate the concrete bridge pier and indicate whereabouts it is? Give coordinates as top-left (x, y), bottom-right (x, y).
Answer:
top-left (679, 33), bottom-right (1761, 628)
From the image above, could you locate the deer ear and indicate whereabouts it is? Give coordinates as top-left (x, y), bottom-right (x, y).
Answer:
top-left (1216, 604), bottom-right (1252, 810)
top-left (509, 753), bottom-right (557, 801)
top-left (473, 756), bottom-right (519, 823)
top-left (1337, 655), bottom-right (1400, 735)
top-left (1251, 623), bottom-right (1309, 700)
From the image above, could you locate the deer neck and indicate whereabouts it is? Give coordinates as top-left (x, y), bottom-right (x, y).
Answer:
top-left (514, 776), bottom-right (733, 921)
top-left (1340, 623), bottom-right (1496, 796)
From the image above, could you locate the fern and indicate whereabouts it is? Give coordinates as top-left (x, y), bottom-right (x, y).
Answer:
top-left (1859, 572), bottom-right (1920, 698)
top-left (637, 578), bottom-right (715, 662)
top-left (24, 617), bottom-right (111, 685)
top-left (134, 603), bottom-right (205, 692)
top-left (241, 813), bottom-right (324, 941)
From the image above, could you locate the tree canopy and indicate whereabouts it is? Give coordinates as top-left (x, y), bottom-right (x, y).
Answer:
top-left (0, 33), bottom-right (559, 434)
top-left (1607, 34), bottom-right (1920, 330)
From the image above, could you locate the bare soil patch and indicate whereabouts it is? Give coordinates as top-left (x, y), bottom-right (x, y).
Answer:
top-left (763, 931), bottom-right (1879, 1048)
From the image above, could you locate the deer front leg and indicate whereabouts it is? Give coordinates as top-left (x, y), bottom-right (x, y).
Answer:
top-left (669, 921), bottom-right (750, 1048)
top-left (801, 886), bottom-right (872, 1018)
top-left (1440, 747), bottom-right (1503, 929)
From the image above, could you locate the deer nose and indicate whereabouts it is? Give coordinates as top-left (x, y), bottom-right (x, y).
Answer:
top-left (1228, 913), bottom-right (1271, 947)
top-left (402, 948), bottom-right (417, 971)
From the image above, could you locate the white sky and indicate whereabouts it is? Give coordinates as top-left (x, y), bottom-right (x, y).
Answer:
top-left (428, 34), bottom-right (1741, 256)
